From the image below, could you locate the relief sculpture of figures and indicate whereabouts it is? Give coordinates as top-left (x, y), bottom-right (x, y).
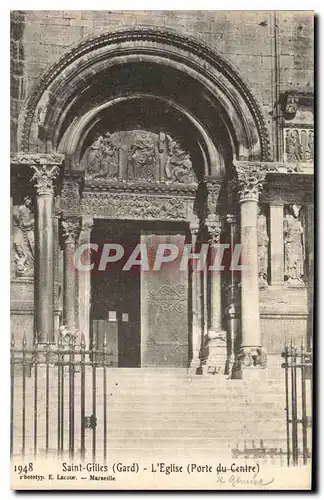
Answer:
top-left (164, 134), bottom-right (194, 183)
top-left (284, 204), bottom-right (305, 286)
top-left (285, 128), bottom-right (314, 163)
top-left (285, 129), bottom-right (303, 162)
top-left (12, 196), bottom-right (35, 277)
top-left (86, 132), bottom-right (119, 179)
top-left (128, 131), bottom-right (156, 181)
top-left (257, 205), bottom-right (269, 288)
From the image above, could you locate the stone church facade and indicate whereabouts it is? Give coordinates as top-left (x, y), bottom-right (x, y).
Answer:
top-left (10, 11), bottom-right (314, 376)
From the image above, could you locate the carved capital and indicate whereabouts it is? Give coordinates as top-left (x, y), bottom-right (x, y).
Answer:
top-left (226, 213), bottom-right (238, 226)
top-left (81, 216), bottom-right (94, 232)
top-left (30, 164), bottom-right (60, 197)
top-left (189, 218), bottom-right (200, 236)
top-left (61, 175), bottom-right (82, 217)
top-left (62, 218), bottom-right (81, 245)
top-left (205, 179), bottom-right (222, 215)
top-left (234, 163), bottom-right (267, 203)
top-left (205, 215), bottom-right (222, 245)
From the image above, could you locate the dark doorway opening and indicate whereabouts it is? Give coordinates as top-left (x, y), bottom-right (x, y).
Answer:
top-left (90, 220), bottom-right (141, 367)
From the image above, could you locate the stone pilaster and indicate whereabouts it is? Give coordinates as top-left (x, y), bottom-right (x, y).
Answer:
top-left (62, 218), bottom-right (80, 329)
top-left (234, 164), bottom-right (267, 374)
top-left (77, 216), bottom-right (94, 348)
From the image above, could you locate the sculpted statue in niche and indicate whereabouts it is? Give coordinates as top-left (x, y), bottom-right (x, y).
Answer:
top-left (284, 204), bottom-right (305, 285)
top-left (12, 196), bottom-right (35, 277)
top-left (86, 132), bottom-right (119, 179)
top-left (257, 205), bottom-right (269, 288)
top-left (128, 131), bottom-right (156, 181)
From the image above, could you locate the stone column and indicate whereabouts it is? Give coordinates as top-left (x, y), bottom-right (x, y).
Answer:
top-left (235, 165), bottom-right (267, 371)
top-left (204, 216), bottom-right (227, 374)
top-left (31, 164), bottom-right (60, 344)
top-left (77, 217), bottom-right (94, 347)
top-left (189, 219), bottom-right (203, 373)
top-left (269, 202), bottom-right (284, 286)
top-left (62, 218), bottom-right (80, 329)
top-left (225, 213), bottom-right (239, 375)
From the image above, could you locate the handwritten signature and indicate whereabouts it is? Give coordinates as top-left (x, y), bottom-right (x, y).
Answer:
top-left (217, 473), bottom-right (274, 488)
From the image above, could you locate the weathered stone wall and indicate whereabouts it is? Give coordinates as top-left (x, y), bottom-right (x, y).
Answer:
top-left (11, 10), bottom-right (314, 153)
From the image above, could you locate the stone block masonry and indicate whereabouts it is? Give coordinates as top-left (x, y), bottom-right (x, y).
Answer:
top-left (11, 10), bottom-right (314, 154)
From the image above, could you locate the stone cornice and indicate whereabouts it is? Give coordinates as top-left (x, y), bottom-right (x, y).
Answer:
top-left (10, 152), bottom-right (65, 166)
top-left (234, 160), bottom-right (314, 176)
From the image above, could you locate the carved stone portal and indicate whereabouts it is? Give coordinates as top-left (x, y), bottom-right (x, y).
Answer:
top-left (284, 204), bottom-right (305, 286)
top-left (83, 130), bottom-right (196, 184)
top-left (12, 197), bottom-right (35, 277)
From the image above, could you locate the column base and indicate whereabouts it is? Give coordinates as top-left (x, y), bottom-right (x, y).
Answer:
top-left (201, 329), bottom-right (227, 375)
top-left (231, 346), bottom-right (267, 380)
top-left (34, 343), bottom-right (58, 364)
top-left (188, 358), bottom-right (203, 375)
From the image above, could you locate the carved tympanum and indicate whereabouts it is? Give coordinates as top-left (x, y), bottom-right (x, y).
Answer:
top-left (257, 205), bottom-right (269, 288)
top-left (284, 204), bottom-right (305, 286)
top-left (12, 196), bottom-right (35, 277)
top-left (83, 130), bottom-right (195, 184)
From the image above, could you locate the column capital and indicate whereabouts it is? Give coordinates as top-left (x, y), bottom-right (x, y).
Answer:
top-left (205, 215), bottom-right (222, 245)
top-left (234, 163), bottom-right (267, 203)
top-left (189, 217), bottom-right (200, 236)
top-left (62, 217), bottom-right (81, 245)
top-left (225, 213), bottom-right (239, 226)
top-left (31, 164), bottom-right (61, 197)
top-left (81, 216), bottom-right (94, 231)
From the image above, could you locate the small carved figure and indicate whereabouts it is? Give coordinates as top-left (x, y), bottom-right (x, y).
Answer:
top-left (286, 129), bottom-right (303, 162)
top-left (284, 204), bottom-right (305, 285)
top-left (257, 206), bottom-right (269, 287)
top-left (128, 132), bottom-right (156, 181)
top-left (165, 136), bottom-right (194, 183)
top-left (12, 196), bottom-right (35, 277)
top-left (86, 133), bottom-right (118, 179)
